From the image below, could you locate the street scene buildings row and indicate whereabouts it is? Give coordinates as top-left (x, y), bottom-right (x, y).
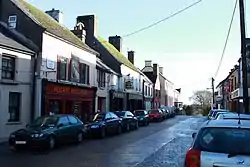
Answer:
top-left (215, 38), bottom-right (250, 112)
top-left (0, 0), bottom-right (181, 140)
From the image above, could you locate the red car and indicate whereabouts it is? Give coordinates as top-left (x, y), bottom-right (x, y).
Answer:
top-left (148, 109), bottom-right (164, 122)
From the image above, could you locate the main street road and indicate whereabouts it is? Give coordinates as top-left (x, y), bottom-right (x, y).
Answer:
top-left (0, 116), bottom-right (206, 167)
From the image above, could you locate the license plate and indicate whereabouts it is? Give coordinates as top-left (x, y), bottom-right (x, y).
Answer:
top-left (15, 141), bottom-right (26, 144)
top-left (91, 125), bottom-right (98, 128)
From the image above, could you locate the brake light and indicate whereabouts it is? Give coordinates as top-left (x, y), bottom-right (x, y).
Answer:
top-left (185, 148), bottom-right (200, 167)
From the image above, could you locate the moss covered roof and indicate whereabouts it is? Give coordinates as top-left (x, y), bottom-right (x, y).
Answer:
top-left (97, 37), bottom-right (138, 71)
top-left (17, 0), bottom-right (95, 53)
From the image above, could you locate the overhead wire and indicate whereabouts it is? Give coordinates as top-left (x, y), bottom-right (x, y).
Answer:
top-left (214, 0), bottom-right (238, 79)
top-left (122, 0), bottom-right (204, 38)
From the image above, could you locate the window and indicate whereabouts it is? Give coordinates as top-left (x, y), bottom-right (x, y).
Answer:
top-left (57, 56), bottom-right (67, 80)
top-left (68, 116), bottom-right (78, 124)
top-left (8, 15), bottom-right (17, 29)
top-left (2, 55), bottom-right (15, 80)
top-left (58, 116), bottom-right (70, 126)
top-left (80, 63), bottom-right (89, 84)
top-left (97, 69), bottom-right (105, 88)
top-left (70, 57), bottom-right (80, 82)
top-left (8, 92), bottom-right (21, 122)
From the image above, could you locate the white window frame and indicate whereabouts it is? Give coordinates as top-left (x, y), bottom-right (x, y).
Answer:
top-left (8, 15), bottom-right (17, 29)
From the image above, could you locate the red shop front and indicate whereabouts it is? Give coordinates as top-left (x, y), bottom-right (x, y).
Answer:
top-left (42, 80), bottom-right (97, 122)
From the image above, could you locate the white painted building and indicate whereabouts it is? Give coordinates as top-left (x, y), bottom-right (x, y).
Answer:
top-left (0, 25), bottom-right (35, 140)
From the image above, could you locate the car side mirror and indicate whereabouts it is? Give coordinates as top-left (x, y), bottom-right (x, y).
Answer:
top-left (192, 132), bottom-right (197, 139)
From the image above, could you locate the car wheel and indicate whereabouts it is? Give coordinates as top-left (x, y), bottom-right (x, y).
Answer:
top-left (9, 145), bottom-right (18, 152)
top-left (48, 136), bottom-right (55, 150)
top-left (117, 125), bottom-right (122, 134)
top-left (76, 132), bottom-right (83, 143)
top-left (100, 127), bottom-right (106, 138)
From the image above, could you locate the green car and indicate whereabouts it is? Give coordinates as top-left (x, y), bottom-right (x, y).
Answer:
top-left (133, 110), bottom-right (150, 126)
top-left (9, 114), bottom-right (86, 151)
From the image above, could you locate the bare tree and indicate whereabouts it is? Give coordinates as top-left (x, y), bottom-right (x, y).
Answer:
top-left (189, 90), bottom-right (212, 107)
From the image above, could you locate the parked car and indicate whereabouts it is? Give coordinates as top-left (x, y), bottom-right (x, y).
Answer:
top-left (133, 110), bottom-right (150, 126)
top-left (208, 109), bottom-right (231, 120)
top-left (148, 109), bottom-right (164, 122)
top-left (9, 114), bottom-right (86, 151)
top-left (213, 111), bottom-right (231, 120)
top-left (160, 108), bottom-right (169, 119)
top-left (114, 111), bottom-right (139, 131)
top-left (217, 113), bottom-right (250, 120)
top-left (87, 112), bottom-right (122, 138)
top-left (185, 119), bottom-right (250, 167)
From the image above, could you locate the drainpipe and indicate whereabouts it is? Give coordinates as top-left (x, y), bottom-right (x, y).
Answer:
top-left (30, 52), bottom-right (38, 122)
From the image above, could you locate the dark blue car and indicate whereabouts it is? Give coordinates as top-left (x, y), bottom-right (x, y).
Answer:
top-left (87, 112), bottom-right (122, 138)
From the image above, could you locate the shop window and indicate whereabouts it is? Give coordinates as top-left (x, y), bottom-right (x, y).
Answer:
top-left (70, 57), bottom-right (80, 82)
top-left (57, 56), bottom-right (67, 80)
top-left (80, 63), bottom-right (90, 84)
top-left (97, 69), bottom-right (105, 88)
top-left (148, 86), bottom-right (150, 96)
top-left (1, 55), bottom-right (15, 80)
top-left (8, 92), bottom-right (21, 122)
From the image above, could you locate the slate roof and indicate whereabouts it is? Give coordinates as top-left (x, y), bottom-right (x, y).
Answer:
top-left (13, 0), bottom-right (97, 54)
top-left (97, 37), bottom-right (139, 72)
top-left (0, 25), bottom-right (34, 53)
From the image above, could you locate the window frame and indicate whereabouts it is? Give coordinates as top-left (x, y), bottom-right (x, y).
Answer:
top-left (57, 56), bottom-right (68, 80)
top-left (8, 15), bottom-right (17, 29)
top-left (97, 69), bottom-right (106, 88)
top-left (1, 54), bottom-right (16, 80)
top-left (80, 62), bottom-right (90, 85)
top-left (8, 92), bottom-right (21, 122)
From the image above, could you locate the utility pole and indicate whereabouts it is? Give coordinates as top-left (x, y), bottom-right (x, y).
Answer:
top-left (212, 77), bottom-right (215, 105)
top-left (239, 0), bottom-right (249, 113)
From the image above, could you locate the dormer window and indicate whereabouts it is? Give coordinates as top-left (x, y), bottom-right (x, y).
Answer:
top-left (8, 15), bottom-right (17, 29)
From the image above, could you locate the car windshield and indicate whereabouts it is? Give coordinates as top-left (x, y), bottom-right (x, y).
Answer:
top-left (148, 110), bottom-right (159, 114)
top-left (196, 127), bottom-right (250, 155)
top-left (31, 116), bottom-right (58, 127)
top-left (93, 113), bottom-right (105, 121)
top-left (215, 112), bottom-right (227, 119)
top-left (116, 112), bottom-right (126, 117)
top-left (134, 110), bottom-right (145, 116)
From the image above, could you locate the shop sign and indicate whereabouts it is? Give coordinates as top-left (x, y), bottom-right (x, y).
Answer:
top-left (113, 92), bottom-right (124, 98)
top-left (125, 80), bottom-right (134, 89)
top-left (46, 83), bottom-right (94, 97)
top-left (231, 89), bottom-right (240, 99)
top-left (129, 93), bottom-right (143, 100)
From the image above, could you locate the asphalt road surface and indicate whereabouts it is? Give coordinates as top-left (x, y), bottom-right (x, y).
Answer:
top-left (0, 116), bottom-right (206, 167)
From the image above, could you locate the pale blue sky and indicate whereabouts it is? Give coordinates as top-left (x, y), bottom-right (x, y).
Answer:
top-left (27, 0), bottom-right (249, 104)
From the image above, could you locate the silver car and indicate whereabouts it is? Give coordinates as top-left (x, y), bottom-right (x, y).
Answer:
top-left (217, 113), bottom-right (250, 120)
top-left (185, 119), bottom-right (250, 167)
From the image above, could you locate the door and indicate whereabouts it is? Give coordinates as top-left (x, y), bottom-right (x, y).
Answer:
top-left (56, 116), bottom-right (71, 143)
top-left (104, 113), bottom-right (113, 133)
top-left (67, 116), bottom-right (81, 138)
top-left (109, 112), bottom-right (120, 131)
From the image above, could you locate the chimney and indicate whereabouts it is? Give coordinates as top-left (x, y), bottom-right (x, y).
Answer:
top-left (71, 22), bottom-right (86, 43)
top-left (145, 60), bottom-right (152, 67)
top-left (109, 35), bottom-right (122, 51)
top-left (76, 15), bottom-right (97, 46)
top-left (128, 51), bottom-right (134, 64)
top-left (153, 63), bottom-right (159, 76)
top-left (45, 8), bottom-right (63, 24)
top-left (159, 67), bottom-right (163, 74)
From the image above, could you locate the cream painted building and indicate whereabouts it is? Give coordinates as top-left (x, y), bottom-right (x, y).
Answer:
top-left (0, 25), bottom-right (35, 140)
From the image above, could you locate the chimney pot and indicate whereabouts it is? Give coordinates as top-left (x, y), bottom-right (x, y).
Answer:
top-left (145, 60), bottom-right (152, 67)
top-left (159, 67), bottom-right (163, 74)
top-left (128, 51), bottom-right (134, 64)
